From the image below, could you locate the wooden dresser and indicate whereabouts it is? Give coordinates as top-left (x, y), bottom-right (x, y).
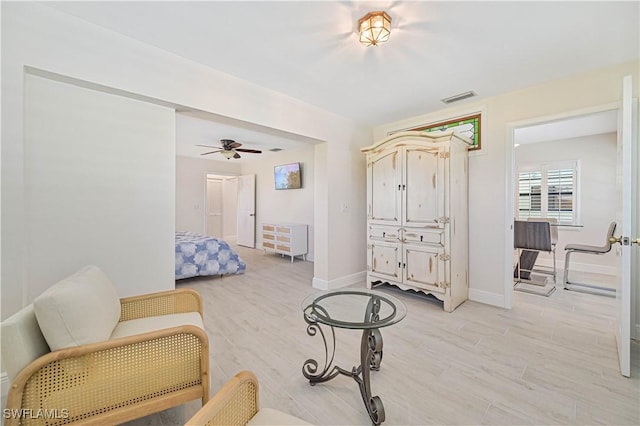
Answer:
top-left (262, 223), bottom-right (308, 262)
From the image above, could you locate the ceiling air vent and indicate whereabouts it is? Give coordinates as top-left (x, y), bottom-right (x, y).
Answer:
top-left (441, 91), bottom-right (476, 104)
top-left (269, 148), bottom-right (283, 152)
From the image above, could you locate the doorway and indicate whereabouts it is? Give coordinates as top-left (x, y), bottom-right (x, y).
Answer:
top-left (205, 174), bottom-right (238, 242)
top-left (505, 103), bottom-right (622, 309)
top-left (505, 95), bottom-right (636, 377)
top-left (512, 110), bottom-right (618, 287)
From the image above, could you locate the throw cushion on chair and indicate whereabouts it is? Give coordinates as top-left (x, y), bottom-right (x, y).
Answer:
top-left (110, 312), bottom-right (204, 339)
top-left (34, 265), bottom-right (121, 351)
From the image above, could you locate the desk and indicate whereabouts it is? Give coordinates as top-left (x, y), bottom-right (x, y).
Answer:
top-left (301, 289), bottom-right (407, 425)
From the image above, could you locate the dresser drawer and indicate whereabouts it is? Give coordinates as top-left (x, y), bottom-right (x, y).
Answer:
top-left (277, 245), bottom-right (291, 252)
top-left (263, 241), bottom-right (275, 249)
top-left (263, 225), bottom-right (275, 232)
top-left (263, 233), bottom-right (275, 241)
top-left (277, 235), bottom-right (291, 243)
top-left (276, 226), bottom-right (291, 234)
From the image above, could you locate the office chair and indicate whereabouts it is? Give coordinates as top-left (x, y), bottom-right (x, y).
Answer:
top-left (563, 221), bottom-right (617, 296)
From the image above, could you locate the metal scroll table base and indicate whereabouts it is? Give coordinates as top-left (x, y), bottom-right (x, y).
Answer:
top-left (302, 300), bottom-right (386, 425)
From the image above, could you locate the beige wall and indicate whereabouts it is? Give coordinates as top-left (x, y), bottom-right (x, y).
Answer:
top-left (1, 2), bottom-right (370, 319)
top-left (375, 60), bottom-right (639, 334)
top-left (22, 72), bottom-right (176, 303)
top-left (240, 145), bottom-right (316, 260)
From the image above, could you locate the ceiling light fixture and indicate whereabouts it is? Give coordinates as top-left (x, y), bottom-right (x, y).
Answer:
top-left (221, 150), bottom-right (236, 159)
top-left (358, 11), bottom-right (391, 46)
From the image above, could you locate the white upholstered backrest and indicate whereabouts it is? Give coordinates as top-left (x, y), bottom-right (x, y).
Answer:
top-left (33, 265), bottom-right (122, 351)
top-left (1, 304), bottom-right (50, 381)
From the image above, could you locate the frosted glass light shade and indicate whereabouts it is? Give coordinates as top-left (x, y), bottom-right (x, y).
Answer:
top-left (358, 11), bottom-right (391, 46)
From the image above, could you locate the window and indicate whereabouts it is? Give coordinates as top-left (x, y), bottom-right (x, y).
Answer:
top-left (404, 113), bottom-right (482, 151)
top-left (517, 161), bottom-right (578, 224)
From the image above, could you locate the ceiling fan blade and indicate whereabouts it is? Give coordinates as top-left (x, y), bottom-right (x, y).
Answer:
top-left (228, 142), bottom-right (242, 149)
top-left (235, 148), bottom-right (262, 154)
top-left (233, 152), bottom-right (241, 159)
top-left (196, 144), bottom-right (219, 149)
top-left (200, 150), bottom-right (221, 155)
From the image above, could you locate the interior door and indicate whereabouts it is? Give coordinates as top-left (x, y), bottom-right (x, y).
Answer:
top-left (614, 75), bottom-right (635, 377)
top-left (236, 174), bottom-right (256, 248)
top-left (206, 178), bottom-right (223, 237)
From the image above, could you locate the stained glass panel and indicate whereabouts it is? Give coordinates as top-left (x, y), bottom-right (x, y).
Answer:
top-left (409, 113), bottom-right (481, 150)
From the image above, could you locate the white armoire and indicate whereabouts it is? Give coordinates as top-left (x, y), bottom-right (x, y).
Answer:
top-left (361, 130), bottom-right (472, 312)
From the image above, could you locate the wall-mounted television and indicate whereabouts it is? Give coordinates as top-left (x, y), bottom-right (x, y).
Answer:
top-left (274, 162), bottom-right (302, 190)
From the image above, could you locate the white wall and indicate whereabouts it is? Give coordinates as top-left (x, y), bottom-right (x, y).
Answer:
top-left (241, 146), bottom-right (316, 261)
top-left (374, 61), bottom-right (639, 318)
top-left (515, 133), bottom-right (618, 274)
top-left (1, 2), bottom-right (370, 318)
top-left (176, 156), bottom-right (241, 234)
top-left (23, 73), bottom-right (175, 301)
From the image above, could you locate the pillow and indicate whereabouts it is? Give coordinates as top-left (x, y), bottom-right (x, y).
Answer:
top-left (34, 265), bottom-right (121, 351)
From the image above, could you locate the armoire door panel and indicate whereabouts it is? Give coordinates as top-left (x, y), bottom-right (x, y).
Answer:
top-left (368, 150), bottom-right (401, 225)
top-left (403, 147), bottom-right (444, 227)
top-left (403, 245), bottom-right (446, 292)
top-left (369, 241), bottom-right (401, 279)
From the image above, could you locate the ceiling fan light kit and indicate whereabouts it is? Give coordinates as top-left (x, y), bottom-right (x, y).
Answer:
top-left (358, 11), bottom-right (391, 47)
top-left (221, 150), bottom-right (236, 159)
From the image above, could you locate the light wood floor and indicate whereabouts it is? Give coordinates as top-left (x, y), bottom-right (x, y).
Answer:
top-left (127, 246), bottom-right (639, 425)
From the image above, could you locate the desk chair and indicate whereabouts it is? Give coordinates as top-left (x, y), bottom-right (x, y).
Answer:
top-left (527, 217), bottom-right (558, 281)
top-left (563, 221), bottom-right (617, 296)
top-left (514, 220), bottom-right (556, 296)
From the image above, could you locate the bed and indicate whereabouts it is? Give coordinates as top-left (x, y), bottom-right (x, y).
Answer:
top-left (175, 231), bottom-right (246, 280)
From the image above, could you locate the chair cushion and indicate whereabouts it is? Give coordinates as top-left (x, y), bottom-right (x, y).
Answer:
top-left (110, 312), bottom-right (203, 340)
top-left (1, 304), bottom-right (51, 380)
top-left (33, 265), bottom-right (121, 351)
top-left (248, 408), bottom-right (311, 426)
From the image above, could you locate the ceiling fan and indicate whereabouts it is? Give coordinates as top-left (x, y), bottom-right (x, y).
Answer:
top-left (197, 139), bottom-right (262, 159)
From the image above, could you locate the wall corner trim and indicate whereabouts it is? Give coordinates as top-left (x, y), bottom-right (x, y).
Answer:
top-left (468, 288), bottom-right (506, 309)
top-left (312, 271), bottom-right (366, 291)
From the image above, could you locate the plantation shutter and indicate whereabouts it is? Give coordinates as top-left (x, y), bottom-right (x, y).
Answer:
top-left (546, 165), bottom-right (576, 223)
top-left (518, 170), bottom-right (542, 219)
top-left (516, 161), bottom-right (578, 224)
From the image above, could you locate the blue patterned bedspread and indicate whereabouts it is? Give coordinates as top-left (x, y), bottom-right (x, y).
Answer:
top-left (175, 232), bottom-right (246, 280)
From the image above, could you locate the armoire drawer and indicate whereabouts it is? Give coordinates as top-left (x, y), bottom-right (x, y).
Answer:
top-left (403, 228), bottom-right (444, 246)
top-left (368, 225), bottom-right (401, 241)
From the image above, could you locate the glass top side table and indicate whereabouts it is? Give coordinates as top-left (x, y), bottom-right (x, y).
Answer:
top-left (301, 289), bottom-right (407, 425)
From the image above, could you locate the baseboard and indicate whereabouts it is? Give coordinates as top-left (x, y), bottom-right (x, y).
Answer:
top-left (534, 259), bottom-right (615, 276)
top-left (312, 271), bottom-right (366, 291)
top-left (468, 288), bottom-right (505, 308)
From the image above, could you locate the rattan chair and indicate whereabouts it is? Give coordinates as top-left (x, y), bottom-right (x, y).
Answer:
top-left (186, 371), bottom-right (311, 426)
top-left (2, 267), bottom-right (210, 426)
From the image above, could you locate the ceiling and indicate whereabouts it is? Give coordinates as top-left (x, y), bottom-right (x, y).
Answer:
top-left (44, 1), bottom-right (639, 161)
